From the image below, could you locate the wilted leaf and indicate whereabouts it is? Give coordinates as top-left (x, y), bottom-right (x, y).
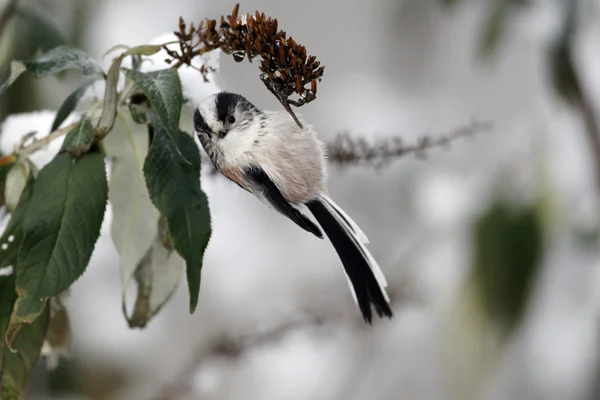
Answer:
top-left (15, 6), bottom-right (66, 53)
top-left (0, 46), bottom-right (104, 94)
top-left (0, 275), bottom-right (50, 400)
top-left (4, 162), bottom-right (30, 212)
top-left (61, 117), bottom-right (95, 157)
top-left (103, 44), bottom-right (130, 59)
top-left (95, 54), bottom-right (125, 139)
top-left (471, 199), bottom-right (543, 336)
top-left (17, 149), bottom-right (108, 298)
top-left (41, 300), bottom-right (71, 370)
top-left (143, 114), bottom-right (211, 313)
top-left (51, 78), bottom-right (101, 133)
top-left (103, 111), bottom-right (159, 315)
top-left (5, 293), bottom-right (47, 350)
top-left (44, 302), bottom-right (70, 350)
top-left (124, 69), bottom-right (183, 131)
top-left (126, 225), bottom-right (184, 328)
top-left (0, 61), bottom-right (26, 94)
top-left (147, 249), bottom-right (183, 315)
top-left (124, 45), bottom-right (163, 57)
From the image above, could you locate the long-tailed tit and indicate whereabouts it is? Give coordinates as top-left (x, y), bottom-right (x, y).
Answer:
top-left (193, 92), bottom-right (393, 323)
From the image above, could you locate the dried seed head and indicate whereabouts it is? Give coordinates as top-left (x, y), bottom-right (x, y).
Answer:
top-left (164, 3), bottom-right (325, 108)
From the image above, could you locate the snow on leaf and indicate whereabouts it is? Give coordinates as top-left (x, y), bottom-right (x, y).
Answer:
top-left (0, 46), bottom-right (104, 95)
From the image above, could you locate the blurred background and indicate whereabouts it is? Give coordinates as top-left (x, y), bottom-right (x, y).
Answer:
top-left (1, 0), bottom-right (600, 399)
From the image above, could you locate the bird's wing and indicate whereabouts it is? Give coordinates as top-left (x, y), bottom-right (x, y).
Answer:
top-left (243, 165), bottom-right (323, 238)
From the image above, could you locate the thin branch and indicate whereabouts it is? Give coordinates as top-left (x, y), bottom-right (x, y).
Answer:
top-left (325, 119), bottom-right (492, 169)
top-left (152, 271), bottom-right (422, 400)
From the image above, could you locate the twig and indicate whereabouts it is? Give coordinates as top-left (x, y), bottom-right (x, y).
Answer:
top-left (577, 87), bottom-right (600, 192)
top-left (152, 314), bottom-right (330, 400)
top-left (326, 119), bottom-right (492, 169)
top-left (0, 120), bottom-right (78, 166)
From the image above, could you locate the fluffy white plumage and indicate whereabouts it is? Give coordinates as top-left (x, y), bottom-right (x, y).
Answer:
top-left (194, 92), bottom-right (392, 322)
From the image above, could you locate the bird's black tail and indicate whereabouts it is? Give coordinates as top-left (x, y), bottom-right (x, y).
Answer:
top-left (305, 195), bottom-right (393, 323)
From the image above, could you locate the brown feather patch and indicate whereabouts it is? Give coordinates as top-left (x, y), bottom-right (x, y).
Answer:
top-left (221, 166), bottom-right (249, 190)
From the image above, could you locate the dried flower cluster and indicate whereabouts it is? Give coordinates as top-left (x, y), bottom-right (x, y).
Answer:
top-left (165, 3), bottom-right (325, 126)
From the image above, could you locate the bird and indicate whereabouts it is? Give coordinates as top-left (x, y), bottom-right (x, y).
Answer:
top-left (193, 91), bottom-right (393, 323)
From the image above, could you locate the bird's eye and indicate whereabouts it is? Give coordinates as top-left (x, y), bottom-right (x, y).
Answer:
top-left (228, 116), bottom-right (236, 124)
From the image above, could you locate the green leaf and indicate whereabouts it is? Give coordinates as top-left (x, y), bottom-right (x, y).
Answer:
top-left (60, 117), bottom-right (95, 157)
top-left (17, 150), bottom-right (108, 299)
top-left (471, 199), bottom-right (543, 336)
top-left (124, 69), bottom-right (183, 131)
top-left (22, 45), bottom-right (104, 78)
top-left (0, 276), bottom-right (50, 400)
top-left (478, 1), bottom-right (511, 58)
top-left (0, 276), bottom-right (15, 369)
top-left (103, 44), bottom-right (130, 59)
top-left (0, 46), bottom-right (104, 94)
top-left (15, 6), bottom-right (66, 53)
top-left (102, 111), bottom-right (159, 314)
top-left (143, 114), bottom-right (211, 313)
top-left (95, 45), bottom-right (164, 136)
top-left (51, 78), bottom-right (101, 133)
top-left (0, 175), bottom-right (35, 271)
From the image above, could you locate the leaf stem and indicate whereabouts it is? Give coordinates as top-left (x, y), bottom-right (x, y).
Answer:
top-left (0, 0), bottom-right (19, 41)
top-left (17, 121), bottom-right (77, 156)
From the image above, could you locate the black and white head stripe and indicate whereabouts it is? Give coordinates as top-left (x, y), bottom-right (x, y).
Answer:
top-left (194, 107), bottom-right (211, 134)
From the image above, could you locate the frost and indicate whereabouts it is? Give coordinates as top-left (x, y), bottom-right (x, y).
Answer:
top-left (0, 110), bottom-right (80, 169)
top-left (0, 266), bottom-right (13, 276)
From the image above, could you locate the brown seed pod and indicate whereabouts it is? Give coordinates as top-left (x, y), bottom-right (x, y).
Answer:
top-left (165, 3), bottom-right (325, 113)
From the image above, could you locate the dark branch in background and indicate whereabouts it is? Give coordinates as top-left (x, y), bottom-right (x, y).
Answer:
top-left (164, 3), bottom-right (324, 128)
top-left (550, 0), bottom-right (600, 194)
top-left (326, 119), bottom-right (492, 169)
top-left (153, 279), bottom-right (417, 400)
top-left (201, 119), bottom-right (491, 175)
